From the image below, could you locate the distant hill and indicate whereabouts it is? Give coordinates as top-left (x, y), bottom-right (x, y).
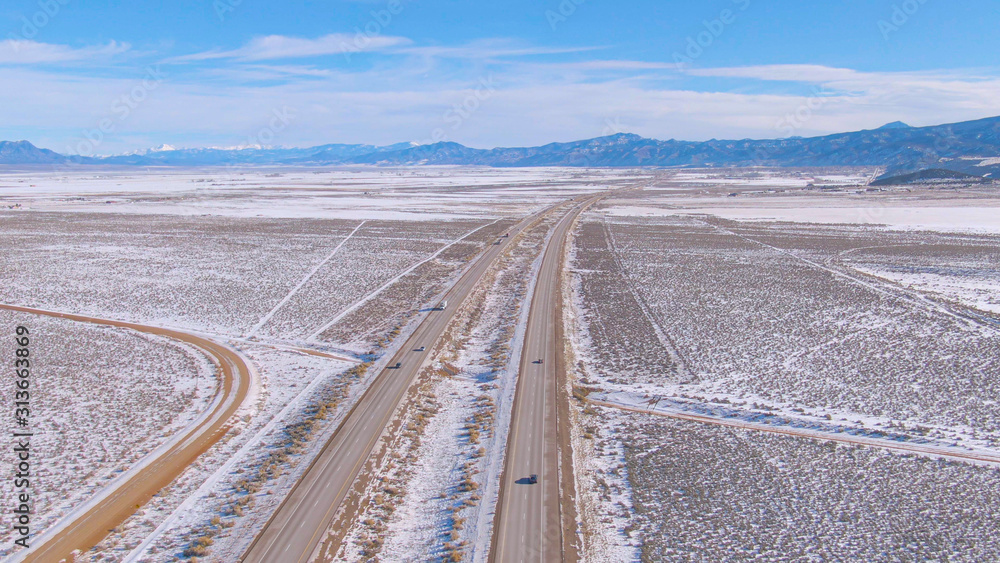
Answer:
top-left (3, 116), bottom-right (1000, 180)
top-left (876, 121), bottom-right (912, 130)
top-left (870, 168), bottom-right (990, 186)
top-left (0, 141), bottom-right (67, 164)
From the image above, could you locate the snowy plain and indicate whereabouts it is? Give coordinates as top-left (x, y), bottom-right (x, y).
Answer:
top-left (0, 167), bottom-right (635, 561)
top-left (3, 165), bottom-right (999, 561)
top-left (567, 175), bottom-right (1000, 562)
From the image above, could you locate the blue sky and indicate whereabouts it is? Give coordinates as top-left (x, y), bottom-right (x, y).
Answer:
top-left (2, 0), bottom-right (999, 154)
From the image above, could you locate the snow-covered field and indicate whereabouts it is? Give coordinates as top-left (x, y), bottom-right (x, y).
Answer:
top-left (0, 212), bottom-right (507, 344)
top-left (0, 168), bottom-right (637, 344)
top-left (4, 165), bottom-right (998, 562)
top-left (623, 412), bottom-right (1000, 562)
top-left (0, 310), bottom-right (215, 557)
top-left (0, 167), bottom-right (635, 220)
top-left (573, 212), bottom-right (1000, 440)
top-left (838, 237), bottom-right (1000, 315)
top-left (568, 177), bottom-right (1000, 561)
top-left (664, 169), bottom-right (871, 188)
top-left (611, 205), bottom-right (1000, 234)
top-left (0, 167), bottom-right (633, 561)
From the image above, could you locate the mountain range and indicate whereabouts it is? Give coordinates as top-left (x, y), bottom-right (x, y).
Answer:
top-left (3, 116), bottom-right (1000, 180)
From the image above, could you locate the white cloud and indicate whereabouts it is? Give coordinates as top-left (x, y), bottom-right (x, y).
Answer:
top-left (688, 64), bottom-right (860, 82)
top-left (560, 60), bottom-right (677, 71)
top-left (0, 40), bottom-right (130, 65)
top-left (688, 64), bottom-right (1000, 101)
top-left (396, 40), bottom-right (604, 60)
top-left (686, 64), bottom-right (1000, 123)
top-left (166, 35), bottom-right (602, 65)
top-left (168, 34), bottom-right (410, 63)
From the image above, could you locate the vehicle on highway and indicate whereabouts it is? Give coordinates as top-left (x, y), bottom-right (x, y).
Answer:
top-left (413, 346), bottom-right (425, 352)
top-left (529, 474), bottom-right (538, 484)
top-left (391, 362), bottom-right (402, 369)
top-left (537, 358), bottom-right (544, 364)
top-left (437, 299), bottom-right (448, 310)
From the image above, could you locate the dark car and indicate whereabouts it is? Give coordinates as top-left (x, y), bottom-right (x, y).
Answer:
top-left (529, 474), bottom-right (538, 484)
top-left (414, 346), bottom-right (425, 352)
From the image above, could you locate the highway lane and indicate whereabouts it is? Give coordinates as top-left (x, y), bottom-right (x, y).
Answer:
top-left (242, 201), bottom-right (584, 563)
top-left (490, 196), bottom-right (601, 563)
top-left (0, 304), bottom-right (253, 563)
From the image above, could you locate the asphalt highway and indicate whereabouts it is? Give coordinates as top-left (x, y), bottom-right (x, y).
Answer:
top-left (241, 202), bottom-right (578, 563)
top-left (489, 196), bottom-right (601, 563)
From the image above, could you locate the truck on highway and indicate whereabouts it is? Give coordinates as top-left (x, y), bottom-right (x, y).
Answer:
top-left (437, 300), bottom-right (448, 310)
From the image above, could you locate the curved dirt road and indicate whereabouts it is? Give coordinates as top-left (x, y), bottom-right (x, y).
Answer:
top-left (0, 304), bottom-right (254, 563)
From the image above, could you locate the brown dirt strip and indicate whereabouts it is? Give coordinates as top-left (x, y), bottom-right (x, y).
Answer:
top-left (291, 347), bottom-right (357, 362)
top-left (554, 234), bottom-right (579, 563)
top-left (554, 197), bottom-right (604, 563)
top-left (588, 399), bottom-right (1000, 466)
top-left (0, 304), bottom-right (253, 563)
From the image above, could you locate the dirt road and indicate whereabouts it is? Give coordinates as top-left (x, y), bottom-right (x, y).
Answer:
top-left (0, 304), bottom-right (253, 563)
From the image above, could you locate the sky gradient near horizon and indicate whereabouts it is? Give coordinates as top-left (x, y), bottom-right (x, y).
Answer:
top-left (3, 0), bottom-right (1000, 155)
